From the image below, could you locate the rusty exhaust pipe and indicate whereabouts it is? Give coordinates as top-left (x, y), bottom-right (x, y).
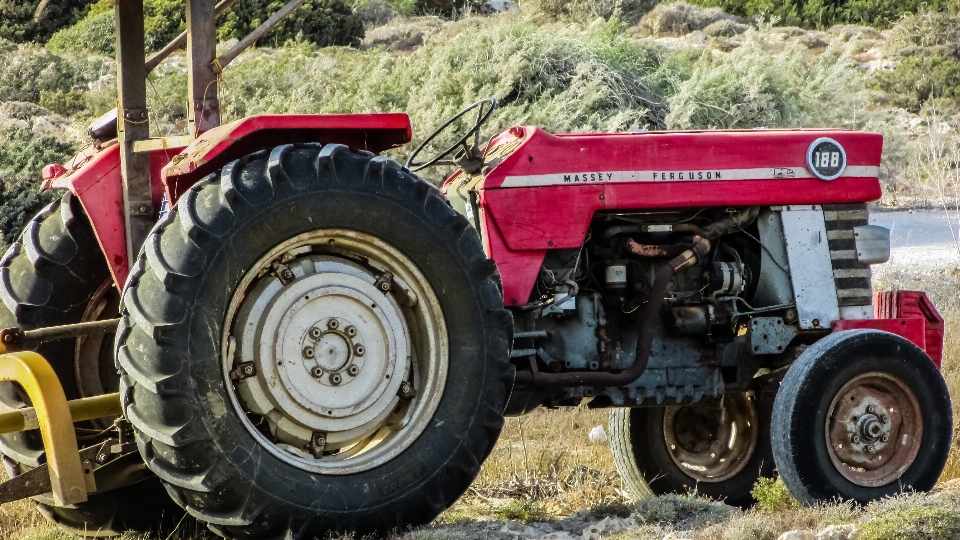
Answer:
top-left (514, 235), bottom-right (711, 388)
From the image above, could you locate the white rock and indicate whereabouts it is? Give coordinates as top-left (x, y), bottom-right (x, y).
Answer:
top-left (482, 0), bottom-right (518, 12)
top-left (500, 520), bottom-right (546, 538)
top-left (588, 425), bottom-right (607, 443)
top-left (817, 524), bottom-right (859, 540)
top-left (778, 531), bottom-right (817, 540)
top-left (582, 516), bottom-right (631, 539)
top-left (542, 533), bottom-right (577, 540)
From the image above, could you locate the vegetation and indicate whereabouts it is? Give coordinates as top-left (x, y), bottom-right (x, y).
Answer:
top-left (0, 0), bottom-right (96, 44)
top-left (751, 477), bottom-right (801, 513)
top-left (683, 0), bottom-right (954, 29)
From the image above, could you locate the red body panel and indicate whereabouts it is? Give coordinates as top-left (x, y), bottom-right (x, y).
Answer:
top-left (456, 127), bottom-right (885, 305)
top-left (836, 291), bottom-right (946, 367)
top-left (46, 114), bottom-right (413, 287)
top-left (161, 113), bottom-right (412, 199)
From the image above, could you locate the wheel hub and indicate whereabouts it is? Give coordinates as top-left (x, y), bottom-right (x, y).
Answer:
top-left (826, 372), bottom-right (922, 487)
top-left (223, 230), bottom-right (448, 475)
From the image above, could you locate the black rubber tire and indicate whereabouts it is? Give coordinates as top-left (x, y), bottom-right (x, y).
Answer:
top-left (0, 192), bottom-right (182, 537)
top-left (608, 392), bottom-right (775, 508)
top-left (116, 143), bottom-right (514, 539)
top-left (771, 329), bottom-right (953, 505)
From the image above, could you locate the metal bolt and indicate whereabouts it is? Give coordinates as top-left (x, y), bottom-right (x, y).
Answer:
top-left (881, 433), bottom-right (889, 442)
top-left (881, 415), bottom-right (889, 423)
top-left (330, 373), bottom-right (342, 385)
top-left (309, 432), bottom-right (326, 459)
top-left (302, 346), bottom-right (315, 359)
top-left (346, 326), bottom-right (357, 337)
top-left (243, 365), bottom-right (255, 376)
top-left (399, 381), bottom-right (417, 398)
top-left (867, 405), bottom-right (875, 414)
top-left (97, 454), bottom-right (109, 464)
top-left (379, 282), bottom-right (390, 291)
top-left (347, 365), bottom-right (360, 376)
top-left (281, 269), bottom-right (294, 281)
top-left (327, 319), bottom-right (339, 330)
top-left (311, 366), bottom-right (324, 378)
top-left (354, 344), bottom-right (364, 356)
top-left (852, 435), bottom-right (860, 443)
top-left (866, 445), bottom-right (875, 453)
top-left (309, 327), bottom-right (322, 339)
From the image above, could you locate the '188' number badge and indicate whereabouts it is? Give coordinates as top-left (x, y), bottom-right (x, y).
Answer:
top-left (806, 138), bottom-right (847, 180)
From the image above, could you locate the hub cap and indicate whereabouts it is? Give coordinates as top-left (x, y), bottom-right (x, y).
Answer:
top-left (223, 230), bottom-right (448, 475)
top-left (826, 372), bottom-right (922, 487)
top-left (663, 393), bottom-right (758, 482)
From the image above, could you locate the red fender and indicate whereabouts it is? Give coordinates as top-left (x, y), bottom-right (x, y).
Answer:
top-left (46, 114), bottom-right (412, 288)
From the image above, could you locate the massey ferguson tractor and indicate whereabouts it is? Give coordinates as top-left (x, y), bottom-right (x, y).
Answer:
top-left (0, 1), bottom-right (953, 538)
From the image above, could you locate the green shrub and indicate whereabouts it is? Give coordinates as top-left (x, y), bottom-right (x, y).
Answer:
top-left (522, 0), bottom-right (661, 24)
top-left (683, 0), bottom-right (952, 29)
top-left (0, 40), bottom-right (101, 104)
top-left (39, 89), bottom-right (89, 116)
top-left (750, 477), bottom-right (800, 512)
top-left (860, 504), bottom-right (960, 540)
top-left (888, 5), bottom-right (960, 48)
top-left (664, 29), bottom-right (864, 129)
top-left (633, 494), bottom-right (732, 528)
top-left (873, 55), bottom-right (960, 113)
top-left (217, 0), bottom-right (365, 47)
top-left (0, 126), bottom-right (76, 250)
top-left (47, 10), bottom-right (116, 55)
top-left (0, 0), bottom-right (96, 44)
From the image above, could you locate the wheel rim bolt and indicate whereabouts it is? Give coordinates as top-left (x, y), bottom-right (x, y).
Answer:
top-left (852, 435), bottom-right (860, 443)
top-left (327, 319), bottom-right (339, 330)
top-left (866, 445), bottom-right (874, 453)
top-left (354, 344), bottom-right (364, 356)
top-left (881, 433), bottom-right (889, 442)
top-left (330, 373), bottom-right (342, 385)
top-left (348, 365), bottom-right (359, 376)
top-left (867, 405), bottom-right (875, 414)
top-left (309, 327), bottom-right (322, 339)
top-left (243, 365), bottom-right (255, 376)
top-left (881, 415), bottom-right (889, 423)
top-left (346, 326), bottom-right (357, 337)
top-left (302, 346), bottom-right (315, 359)
top-left (311, 366), bottom-right (323, 378)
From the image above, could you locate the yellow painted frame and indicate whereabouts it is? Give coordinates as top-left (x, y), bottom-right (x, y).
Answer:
top-left (0, 349), bottom-right (88, 505)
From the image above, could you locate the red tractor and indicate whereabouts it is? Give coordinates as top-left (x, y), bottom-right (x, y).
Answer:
top-left (0, 1), bottom-right (953, 539)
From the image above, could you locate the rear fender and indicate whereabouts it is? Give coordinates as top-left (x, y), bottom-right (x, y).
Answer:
top-left (45, 114), bottom-right (413, 288)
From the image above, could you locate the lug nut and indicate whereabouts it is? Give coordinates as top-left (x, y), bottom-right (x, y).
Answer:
top-left (881, 433), bottom-right (889, 442)
top-left (302, 346), bottom-right (315, 359)
top-left (346, 326), bottom-right (357, 337)
top-left (347, 365), bottom-right (360, 376)
top-left (311, 366), bottom-right (324, 378)
top-left (327, 319), bottom-right (339, 330)
top-left (354, 344), bottom-right (364, 356)
top-left (309, 327), bottom-right (322, 339)
top-left (852, 435), bottom-right (860, 443)
top-left (881, 415), bottom-right (889, 423)
top-left (866, 445), bottom-right (875, 453)
top-left (330, 373), bottom-right (342, 385)
top-left (867, 405), bottom-right (875, 414)
top-left (243, 365), bottom-right (255, 376)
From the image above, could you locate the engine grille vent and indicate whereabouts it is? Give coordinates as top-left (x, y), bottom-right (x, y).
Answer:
top-left (822, 203), bottom-right (872, 307)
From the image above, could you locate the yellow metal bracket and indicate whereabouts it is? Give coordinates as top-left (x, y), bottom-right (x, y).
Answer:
top-left (0, 350), bottom-right (88, 505)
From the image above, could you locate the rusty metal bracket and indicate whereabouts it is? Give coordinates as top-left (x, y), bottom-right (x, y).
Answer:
top-left (0, 352), bottom-right (87, 505)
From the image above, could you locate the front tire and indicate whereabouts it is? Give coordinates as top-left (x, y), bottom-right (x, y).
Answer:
top-left (771, 330), bottom-right (953, 505)
top-left (609, 391), bottom-right (775, 508)
top-left (117, 144), bottom-right (513, 539)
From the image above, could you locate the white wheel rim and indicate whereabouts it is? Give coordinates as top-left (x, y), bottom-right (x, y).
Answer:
top-left (221, 229), bottom-right (448, 474)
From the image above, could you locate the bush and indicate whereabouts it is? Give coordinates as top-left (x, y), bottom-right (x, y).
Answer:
top-left (47, 10), bottom-right (116, 55)
top-left (0, 126), bottom-right (76, 251)
top-left (750, 477), bottom-right (800, 513)
top-left (664, 28), bottom-right (865, 129)
top-left (873, 55), bottom-right (960, 113)
top-left (217, 0), bottom-right (365, 48)
top-left (683, 0), bottom-right (952, 29)
top-left (0, 40), bottom-right (101, 104)
top-left (636, 1), bottom-right (748, 35)
top-left (632, 494), bottom-right (733, 529)
top-left (0, 0), bottom-right (96, 44)
top-left (495, 500), bottom-right (549, 522)
top-left (887, 6), bottom-right (960, 49)
top-left (860, 503), bottom-right (960, 540)
top-left (524, 0), bottom-right (661, 24)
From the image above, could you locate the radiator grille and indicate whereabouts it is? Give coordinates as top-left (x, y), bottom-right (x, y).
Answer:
top-left (822, 203), bottom-right (872, 307)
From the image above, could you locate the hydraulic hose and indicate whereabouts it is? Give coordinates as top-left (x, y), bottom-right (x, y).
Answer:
top-left (514, 235), bottom-right (711, 388)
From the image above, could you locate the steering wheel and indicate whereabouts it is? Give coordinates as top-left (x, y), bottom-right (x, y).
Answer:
top-left (405, 98), bottom-right (497, 172)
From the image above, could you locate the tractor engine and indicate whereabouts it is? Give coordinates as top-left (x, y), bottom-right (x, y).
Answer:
top-left (505, 203), bottom-right (879, 413)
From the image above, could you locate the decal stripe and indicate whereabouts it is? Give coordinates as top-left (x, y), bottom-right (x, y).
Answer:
top-left (499, 166), bottom-right (880, 188)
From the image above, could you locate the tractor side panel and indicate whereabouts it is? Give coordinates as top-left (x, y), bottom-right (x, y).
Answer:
top-left (472, 126), bottom-right (884, 306)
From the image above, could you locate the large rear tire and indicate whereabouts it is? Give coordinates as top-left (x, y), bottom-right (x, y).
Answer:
top-left (771, 330), bottom-right (952, 505)
top-left (609, 391), bottom-right (775, 508)
top-left (0, 192), bottom-right (181, 536)
top-left (116, 144), bottom-right (513, 539)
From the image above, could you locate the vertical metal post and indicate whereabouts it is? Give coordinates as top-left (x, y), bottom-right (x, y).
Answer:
top-left (187, 0), bottom-right (220, 136)
top-left (115, 0), bottom-right (154, 263)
